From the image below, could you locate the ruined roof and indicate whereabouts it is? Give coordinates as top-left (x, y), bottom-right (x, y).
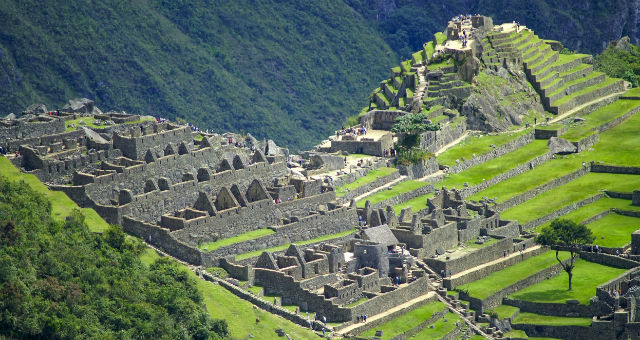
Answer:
top-left (361, 224), bottom-right (398, 247)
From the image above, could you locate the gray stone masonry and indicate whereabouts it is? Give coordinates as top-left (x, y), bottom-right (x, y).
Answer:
top-left (420, 119), bottom-right (467, 154)
top-left (330, 132), bottom-right (393, 157)
top-left (339, 169), bottom-right (401, 203)
top-left (112, 123), bottom-right (193, 160)
top-left (369, 183), bottom-right (435, 210)
top-left (522, 193), bottom-right (605, 230)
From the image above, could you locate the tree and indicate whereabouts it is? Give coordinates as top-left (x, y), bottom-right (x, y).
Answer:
top-left (535, 219), bottom-right (595, 290)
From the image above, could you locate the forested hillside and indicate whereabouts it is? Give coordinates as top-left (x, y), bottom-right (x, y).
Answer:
top-left (0, 0), bottom-right (396, 151)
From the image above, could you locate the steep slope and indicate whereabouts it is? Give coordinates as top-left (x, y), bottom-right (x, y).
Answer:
top-left (0, 0), bottom-right (397, 151)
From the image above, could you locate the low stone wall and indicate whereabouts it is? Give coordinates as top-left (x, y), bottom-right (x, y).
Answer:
top-left (420, 119), bottom-right (467, 154)
top-left (370, 183), bottom-right (435, 210)
top-left (522, 193), bottom-right (605, 230)
top-left (426, 238), bottom-right (514, 277)
top-left (572, 132), bottom-right (599, 152)
top-left (397, 157), bottom-right (439, 179)
top-left (494, 167), bottom-right (590, 212)
top-left (591, 163), bottom-right (640, 175)
top-left (503, 298), bottom-right (592, 317)
top-left (339, 169), bottom-right (401, 202)
top-left (447, 130), bottom-right (534, 174)
top-left (579, 251), bottom-right (640, 269)
top-left (458, 151), bottom-right (555, 199)
top-left (534, 126), bottom-right (567, 139)
top-left (579, 210), bottom-right (610, 225)
top-left (443, 245), bottom-right (546, 289)
top-left (511, 324), bottom-right (595, 340)
top-left (387, 307), bottom-right (449, 340)
top-left (605, 191), bottom-right (633, 200)
top-left (220, 258), bottom-right (254, 283)
top-left (122, 216), bottom-right (202, 265)
top-left (332, 158), bottom-right (388, 189)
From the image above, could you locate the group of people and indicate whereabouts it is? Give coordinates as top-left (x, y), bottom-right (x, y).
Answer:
top-left (337, 125), bottom-right (367, 137)
top-left (383, 148), bottom-right (396, 157)
top-left (356, 314), bottom-right (368, 323)
top-left (0, 146), bottom-right (6, 155)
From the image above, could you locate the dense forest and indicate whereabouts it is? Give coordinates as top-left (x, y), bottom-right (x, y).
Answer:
top-left (1, 1), bottom-right (639, 151)
top-left (0, 177), bottom-right (227, 339)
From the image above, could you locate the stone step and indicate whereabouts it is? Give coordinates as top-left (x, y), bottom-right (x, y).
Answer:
top-left (550, 78), bottom-right (625, 114)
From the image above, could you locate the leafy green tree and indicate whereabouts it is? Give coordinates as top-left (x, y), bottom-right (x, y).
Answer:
top-left (391, 112), bottom-right (439, 165)
top-left (535, 219), bottom-right (595, 290)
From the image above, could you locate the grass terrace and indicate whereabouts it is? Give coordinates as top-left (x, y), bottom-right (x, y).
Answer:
top-left (65, 115), bottom-right (155, 131)
top-left (513, 312), bottom-right (592, 327)
top-left (345, 297), bottom-right (369, 307)
top-left (552, 77), bottom-right (621, 107)
top-left (336, 167), bottom-right (397, 197)
top-left (393, 192), bottom-right (435, 215)
top-left (487, 305), bottom-right (520, 319)
top-left (501, 173), bottom-right (640, 225)
top-left (359, 300), bottom-right (446, 339)
top-left (437, 129), bottom-right (531, 167)
top-left (437, 140), bottom-right (548, 190)
top-left (563, 99), bottom-right (640, 141)
top-left (235, 228), bottom-right (357, 261)
top-left (532, 197), bottom-right (640, 236)
top-left (0, 157), bottom-right (109, 232)
top-left (435, 32), bottom-right (447, 45)
top-left (199, 228), bottom-right (275, 251)
top-left (584, 213), bottom-right (640, 247)
top-left (457, 251), bottom-right (559, 300)
top-left (357, 180), bottom-right (429, 208)
top-left (623, 86), bottom-right (640, 97)
top-left (510, 260), bottom-right (626, 304)
top-left (406, 312), bottom-right (460, 340)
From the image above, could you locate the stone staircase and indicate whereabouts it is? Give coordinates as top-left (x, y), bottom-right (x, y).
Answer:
top-left (410, 66), bottom-right (428, 113)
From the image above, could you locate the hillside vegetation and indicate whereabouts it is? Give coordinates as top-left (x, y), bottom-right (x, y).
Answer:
top-left (0, 0), bottom-right (396, 151)
top-left (0, 177), bottom-right (228, 340)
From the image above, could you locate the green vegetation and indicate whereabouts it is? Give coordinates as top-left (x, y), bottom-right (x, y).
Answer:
top-left (357, 180), bottom-right (429, 207)
top-left (0, 177), bottom-right (228, 339)
top-left (359, 301), bottom-right (446, 339)
top-left (513, 312), bottom-right (592, 326)
top-left (0, 156), bottom-right (109, 232)
top-left (438, 140), bottom-right (548, 190)
top-left (457, 251), bottom-right (560, 299)
top-left (392, 112), bottom-right (440, 165)
top-left (553, 77), bottom-right (621, 107)
top-left (511, 260), bottom-right (626, 304)
top-left (584, 213), bottom-right (640, 247)
top-left (563, 99), bottom-right (640, 141)
top-left (536, 219), bottom-right (595, 290)
top-left (502, 173), bottom-right (640, 224)
top-left (345, 297), bottom-right (369, 307)
top-left (393, 192), bottom-right (434, 215)
top-left (487, 305), bottom-right (520, 319)
top-left (65, 115), bottom-right (155, 132)
top-left (595, 38), bottom-right (640, 86)
top-left (199, 228), bottom-right (275, 251)
top-left (406, 312), bottom-right (460, 340)
top-left (336, 167), bottom-right (397, 196)
top-left (437, 130), bottom-right (530, 167)
top-left (235, 228), bottom-right (357, 260)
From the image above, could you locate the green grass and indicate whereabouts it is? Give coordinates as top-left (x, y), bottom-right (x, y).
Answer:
top-left (437, 130), bottom-right (531, 167)
top-left (406, 312), bottom-right (460, 340)
top-left (357, 180), bottom-right (429, 208)
top-left (510, 259), bottom-right (626, 304)
top-left (336, 167), bottom-right (397, 197)
top-left (548, 71), bottom-right (603, 99)
top-left (425, 41), bottom-right (435, 60)
top-left (345, 297), bottom-right (369, 307)
top-left (513, 312), bottom-right (592, 326)
top-left (438, 140), bottom-right (548, 190)
top-left (534, 197), bottom-right (640, 233)
top-left (247, 285), bottom-right (263, 296)
top-left (235, 228), bottom-right (357, 261)
top-left (584, 213), bottom-right (640, 247)
top-left (488, 305), bottom-right (520, 319)
top-left (623, 86), bottom-right (640, 97)
top-left (435, 32), bottom-right (447, 45)
top-left (457, 251), bottom-right (560, 299)
top-left (393, 193), bottom-right (435, 215)
top-left (0, 157), bottom-right (110, 232)
top-left (563, 99), bottom-right (640, 141)
top-left (65, 115), bottom-right (155, 131)
top-left (138, 248), bottom-right (318, 339)
top-left (359, 301), bottom-right (446, 339)
top-left (502, 173), bottom-right (640, 224)
top-left (199, 228), bottom-right (275, 251)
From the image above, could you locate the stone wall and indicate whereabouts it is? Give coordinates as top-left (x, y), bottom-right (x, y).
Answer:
top-left (572, 132), bottom-right (599, 152)
top-left (522, 193), bottom-right (605, 230)
top-left (0, 116), bottom-right (65, 145)
top-left (503, 298), bottom-right (592, 317)
top-left (511, 324), bottom-right (595, 340)
top-left (578, 251), bottom-right (640, 269)
top-left (330, 133), bottom-right (393, 157)
top-left (331, 158), bottom-right (389, 189)
top-left (220, 258), bottom-right (254, 283)
top-left (448, 131), bottom-right (534, 174)
top-left (427, 237), bottom-right (519, 278)
top-left (534, 126), bottom-right (567, 139)
top-left (420, 119), bottom-right (467, 154)
top-left (112, 124), bottom-right (193, 160)
top-left (122, 216), bottom-right (202, 265)
top-left (443, 244), bottom-right (545, 289)
top-left (359, 110), bottom-right (409, 130)
top-left (494, 167), bottom-right (590, 212)
top-left (591, 163), bottom-right (640, 175)
top-left (397, 156), bottom-right (439, 179)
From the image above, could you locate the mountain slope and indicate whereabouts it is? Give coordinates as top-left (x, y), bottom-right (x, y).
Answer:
top-left (0, 0), bottom-right (397, 151)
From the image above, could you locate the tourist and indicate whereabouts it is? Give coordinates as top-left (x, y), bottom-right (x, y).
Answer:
top-left (364, 314), bottom-right (367, 322)
top-left (322, 315), bottom-right (326, 324)
top-left (534, 117), bottom-right (537, 125)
